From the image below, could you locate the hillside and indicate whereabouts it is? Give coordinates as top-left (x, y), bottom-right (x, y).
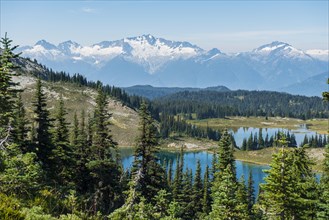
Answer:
top-left (13, 59), bottom-right (140, 146)
top-left (280, 72), bottom-right (328, 97)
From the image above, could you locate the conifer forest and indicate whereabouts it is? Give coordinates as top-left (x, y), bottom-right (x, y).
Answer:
top-left (1, 34), bottom-right (329, 220)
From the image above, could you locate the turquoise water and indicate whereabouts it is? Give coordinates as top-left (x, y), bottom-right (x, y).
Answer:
top-left (120, 148), bottom-right (269, 197)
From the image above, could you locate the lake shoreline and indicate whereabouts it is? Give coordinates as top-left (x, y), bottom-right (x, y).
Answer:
top-left (119, 145), bottom-right (325, 172)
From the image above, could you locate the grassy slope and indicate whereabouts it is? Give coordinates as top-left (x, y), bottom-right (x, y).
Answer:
top-left (234, 147), bottom-right (325, 172)
top-left (15, 75), bottom-right (140, 146)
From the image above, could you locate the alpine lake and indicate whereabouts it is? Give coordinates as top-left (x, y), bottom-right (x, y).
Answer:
top-left (119, 125), bottom-right (323, 197)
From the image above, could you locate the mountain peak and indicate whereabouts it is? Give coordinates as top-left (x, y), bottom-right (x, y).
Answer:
top-left (207, 48), bottom-right (222, 55)
top-left (254, 41), bottom-right (290, 53)
top-left (35, 40), bottom-right (57, 50)
top-left (58, 40), bottom-right (81, 54)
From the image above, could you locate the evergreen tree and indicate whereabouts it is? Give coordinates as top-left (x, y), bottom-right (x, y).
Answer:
top-left (241, 138), bottom-right (247, 151)
top-left (258, 128), bottom-right (264, 149)
top-left (167, 159), bottom-right (173, 187)
top-left (0, 144), bottom-right (42, 200)
top-left (71, 111), bottom-right (79, 147)
top-left (86, 86), bottom-right (122, 215)
top-left (11, 94), bottom-right (29, 153)
top-left (202, 165), bottom-right (211, 216)
top-left (211, 151), bottom-right (218, 179)
top-left (209, 164), bottom-right (239, 220)
top-left (179, 168), bottom-right (194, 219)
top-left (87, 112), bottom-right (93, 147)
top-left (291, 146), bottom-right (319, 219)
top-left (74, 110), bottom-right (91, 194)
top-left (52, 96), bottom-right (73, 186)
top-left (0, 33), bottom-right (20, 138)
top-left (130, 101), bottom-right (166, 204)
top-left (192, 160), bottom-right (203, 217)
top-left (247, 133), bottom-right (253, 150)
top-left (247, 170), bottom-right (255, 218)
top-left (302, 135), bottom-right (309, 147)
top-left (265, 133), bottom-right (269, 148)
top-left (32, 78), bottom-right (54, 171)
top-left (257, 137), bottom-right (316, 220)
top-left (208, 131), bottom-right (248, 219)
top-left (217, 130), bottom-right (235, 176)
top-left (172, 150), bottom-right (183, 201)
top-left (235, 176), bottom-right (250, 219)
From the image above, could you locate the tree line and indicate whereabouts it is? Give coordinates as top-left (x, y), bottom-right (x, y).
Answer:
top-left (152, 90), bottom-right (328, 120)
top-left (1, 35), bottom-right (329, 219)
top-left (159, 114), bottom-right (221, 141)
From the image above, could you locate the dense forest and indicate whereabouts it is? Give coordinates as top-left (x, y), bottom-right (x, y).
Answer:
top-left (153, 90), bottom-right (328, 120)
top-left (1, 35), bottom-right (329, 219)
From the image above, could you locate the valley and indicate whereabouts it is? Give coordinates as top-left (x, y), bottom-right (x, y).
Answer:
top-left (0, 31), bottom-right (329, 220)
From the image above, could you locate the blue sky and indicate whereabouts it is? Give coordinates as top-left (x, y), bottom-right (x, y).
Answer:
top-left (1, 1), bottom-right (328, 52)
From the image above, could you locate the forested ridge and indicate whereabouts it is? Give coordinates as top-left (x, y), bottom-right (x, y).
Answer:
top-left (1, 35), bottom-right (329, 219)
top-left (153, 90), bottom-right (327, 120)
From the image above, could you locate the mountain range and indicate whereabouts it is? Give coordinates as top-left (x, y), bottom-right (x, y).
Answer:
top-left (17, 34), bottom-right (329, 95)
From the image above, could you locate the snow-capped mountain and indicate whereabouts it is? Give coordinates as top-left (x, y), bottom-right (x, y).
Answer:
top-left (17, 35), bottom-right (329, 93)
top-left (236, 41), bottom-right (328, 89)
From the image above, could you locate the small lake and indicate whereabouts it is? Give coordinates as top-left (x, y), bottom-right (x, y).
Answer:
top-left (120, 148), bottom-right (269, 197)
top-left (230, 125), bottom-right (321, 147)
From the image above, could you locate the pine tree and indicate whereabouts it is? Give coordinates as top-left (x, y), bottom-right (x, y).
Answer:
top-left (172, 151), bottom-right (183, 201)
top-left (208, 131), bottom-right (248, 219)
top-left (209, 164), bottom-right (239, 220)
top-left (247, 133), bottom-right (253, 150)
top-left (265, 133), bottom-right (269, 148)
top-left (302, 135), bottom-right (309, 147)
top-left (74, 110), bottom-right (91, 193)
top-left (0, 33), bottom-right (19, 150)
top-left (202, 165), bottom-right (211, 216)
top-left (179, 168), bottom-right (194, 219)
top-left (258, 146), bottom-right (300, 219)
top-left (0, 33), bottom-right (20, 135)
top-left (241, 138), bottom-right (247, 151)
top-left (87, 86), bottom-right (122, 215)
top-left (32, 78), bottom-right (54, 171)
top-left (71, 111), bottom-right (79, 147)
top-left (11, 94), bottom-right (29, 153)
top-left (258, 128), bottom-right (264, 149)
top-left (247, 170), bottom-right (255, 218)
top-left (235, 176), bottom-right (250, 219)
top-left (217, 130), bottom-right (235, 176)
top-left (167, 159), bottom-right (173, 187)
top-left (192, 160), bottom-right (203, 217)
top-left (211, 151), bottom-right (218, 179)
top-left (52, 96), bottom-right (73, 186)
top-left (87, 112), bottom-right (93, 147)
top-left (130, 101), bottom-right (166, 204)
